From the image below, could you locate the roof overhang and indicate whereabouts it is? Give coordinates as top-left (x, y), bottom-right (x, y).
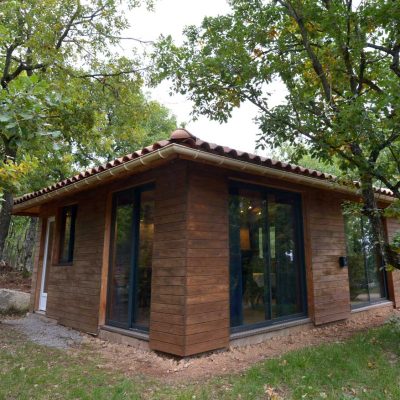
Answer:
top-left (174, 144), bottom-right (395, 203)
top-left (13, 144), bottom-right (179, 215)
top-left (13, 143), bottom-right (395, 215)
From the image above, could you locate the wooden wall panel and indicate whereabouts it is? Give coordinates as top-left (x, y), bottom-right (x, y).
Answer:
top-left (31, 162), bottom-right (182, 338)
top-left (149, 161), bottom-right (230, 356)
top-left (306, 190), bottom-right (351, 325)
top-left (184, 164), bottom-right (230, 356)
top-left (149, 161), bottom-right (188, 356)
top-left (45, 190), bottom-right (106, 333)
top-left (301, 191), bottom-right (315, 322)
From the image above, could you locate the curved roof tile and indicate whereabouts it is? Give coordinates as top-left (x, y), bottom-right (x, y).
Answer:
top-left (14, 128), bottom-right (394, 206)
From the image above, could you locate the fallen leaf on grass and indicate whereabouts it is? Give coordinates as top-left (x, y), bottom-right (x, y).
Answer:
top-left (367, 361), bottom-right (376, 369)
top-left (264, 385), bottom-right (283, 400)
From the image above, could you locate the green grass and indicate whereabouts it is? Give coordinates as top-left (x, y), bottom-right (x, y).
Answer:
top-left (1, 322), bottom-right (400, 399)
top-left (0, 327), bottom-right (146, 400)
top-left (0, 306), bottom-right (29, 317)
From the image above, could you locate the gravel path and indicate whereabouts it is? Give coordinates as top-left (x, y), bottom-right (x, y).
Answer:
top-left (3, 313), bottom-right (82, 349)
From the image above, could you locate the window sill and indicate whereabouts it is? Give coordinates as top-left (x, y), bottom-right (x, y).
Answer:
top-left (351, 300), bottom-right (393, 314)
top-left (230, 317), bottom-right (311, 340)
top-left (53, 262), bottom-right (73, 267)
top-left (100, 325), bottom-right (149, 342)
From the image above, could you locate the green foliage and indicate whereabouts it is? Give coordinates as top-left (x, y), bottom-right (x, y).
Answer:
top-left (0, 75), bottom-right (61, 191)
top-left (393, 233), bottom-right (400, 249)
top-left (0, 155), bottom-right (38, 192)
top-left (0, 76), bottom-right (61, 142)
top-left (384, 201), bottom-right (400, 219)
top-left (152, 0), bottom-right (400, 200)
top-left (0, 0), bottom-right (178, 263)
top-left (0, 0), bottom-right (176, 196)
top-left (3, 215), bottom-right (37, 271)
top-left (13, 76), bottom-right (176, 195)
top-left (390, 231), bottom-right (400, 260)
top-left (383, 203), bottom-right (400, 254)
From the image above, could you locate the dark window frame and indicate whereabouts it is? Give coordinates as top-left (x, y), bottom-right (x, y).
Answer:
top-left (229, 181), bottom-right (308, 334)
top-left (105, 183), bottom-right (155, 333)
top-left (58, 205), bottom-right (77, 265)
top-left (344, 212), bottom-right (388, 309)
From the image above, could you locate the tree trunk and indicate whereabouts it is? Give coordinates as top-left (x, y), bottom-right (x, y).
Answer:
top-left (0, 190), bottom-right (14, 261)
top-left (360, 175), bottom-right (399, 270)
top-left (0, 141), bottom-right (17, 261)
top-left (23, 216), bottom-right (38, 272)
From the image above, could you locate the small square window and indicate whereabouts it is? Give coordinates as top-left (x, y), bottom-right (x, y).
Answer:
top-left (59, 205), bottom-right (77, 264)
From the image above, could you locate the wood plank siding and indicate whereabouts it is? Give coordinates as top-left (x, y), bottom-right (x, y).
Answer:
top-left (29, 157), bottom-right (398, 356)
top-left (184, 164), bottom-right (229, 356)
top-left (150, 161), bottom-right (189, 356)
top-left (149, 162), bottom-right (230, 356)
top-left (306, 190), bottom-right (351, 324)
top-left (45, 190), bottom-right (106, 333)
top-left (31, 164), bottom-right (177, 335)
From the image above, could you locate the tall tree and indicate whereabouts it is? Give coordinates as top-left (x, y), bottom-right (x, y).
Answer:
top-left (152, 0), bottom-right (400, 268)
top-left (0, 0), bottom-right (176, 259)
top-left (0, 75), bottom-right (176, 270)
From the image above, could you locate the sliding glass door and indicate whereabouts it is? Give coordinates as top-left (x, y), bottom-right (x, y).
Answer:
top-left (229, 183), bottom-right (306, 331)
top-left (106, 184), bottom-right (154, 331)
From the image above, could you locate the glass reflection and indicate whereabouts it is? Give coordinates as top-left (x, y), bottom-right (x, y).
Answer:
top-left (108, 190), bottom-right (135, 326)
top-left (235, 191), bottom-right (267, 326)
top-left (268, 194), bottom-right (303, 318)
top-left (229, 186), bottom-right (305, 329)
top-left (136, 189), bottom-right (154, 327)
top-left (107, 186), bottom-right (154, 329)
top-left (59, 205), bottom-right (77, 263)
top-left (344, 213), bottom-right (386, 307)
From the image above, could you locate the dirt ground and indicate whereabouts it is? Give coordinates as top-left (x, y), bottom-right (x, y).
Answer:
top-left (2, 306), bottom-right (397, 384)
top-left (85, 306), bottom-right (397, 383)
top-left (0, 263), bottom-right (31, 293)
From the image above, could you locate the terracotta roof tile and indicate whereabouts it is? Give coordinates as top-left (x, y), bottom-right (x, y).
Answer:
top-left (13, 129), bottom-right (394, 206)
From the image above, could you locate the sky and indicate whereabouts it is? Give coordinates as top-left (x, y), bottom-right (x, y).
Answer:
top-left (124, 0), bottom-right (287, 154)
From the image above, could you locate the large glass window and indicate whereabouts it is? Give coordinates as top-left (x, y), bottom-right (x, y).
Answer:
top-left (344, 213), bottom-right (387, 308)
top-left (59, 205), bottom-right (77, 264)
top-left (107, 184), bottom-right (154, 330)
top-left (229, 183), bottom-right (306, 331)
top-left (136, 189), bottom-right (154, 326)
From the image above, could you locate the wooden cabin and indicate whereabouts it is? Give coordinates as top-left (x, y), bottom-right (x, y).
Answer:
top-left (13, 129), bottom-right (400, 357)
